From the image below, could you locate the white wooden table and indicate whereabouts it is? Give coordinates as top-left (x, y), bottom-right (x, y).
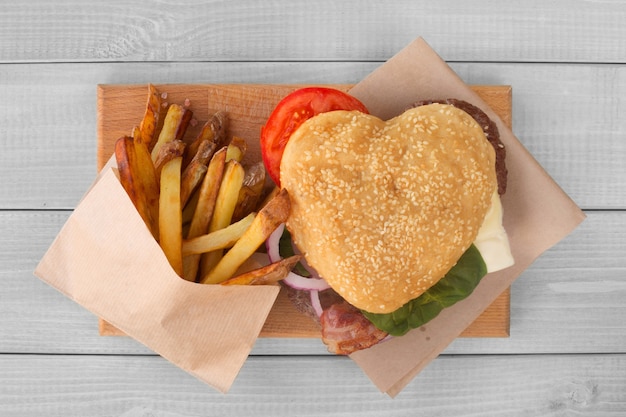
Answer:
top-left (2, 1), bottom-right (625, 415)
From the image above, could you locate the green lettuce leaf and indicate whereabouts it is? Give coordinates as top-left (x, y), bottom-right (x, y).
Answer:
top-left (279, 227), bottom-right (311, 277)
top-left (362, 244), bottom-right (487, 336)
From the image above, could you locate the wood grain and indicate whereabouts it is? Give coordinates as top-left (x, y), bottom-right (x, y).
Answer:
top-left (97, 84), bottom-right (510, 170)
top-left (3, 62), bottom-right (625, 210)
top-left (2, 353), bottom-right (625, 416)
top-left (1, 1), bottom-right (624, 63)
top-left (95, 83), bottom-right (512, 339)
top-left (6, 210), bottom-right (626, 356)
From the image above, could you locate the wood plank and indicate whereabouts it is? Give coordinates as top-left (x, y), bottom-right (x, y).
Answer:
top-left (1, 1), bottom-right (625, 63)
top-left (1, 353), bottom-right (624, 415)
top-left (95, 83), bottom-right (512, 339)
top-left (97, 285), bottom-right (504, 338)
top-left (6, 210), bottom-right (625, 356)
top-left (1, 62), bottom-right (624, 210)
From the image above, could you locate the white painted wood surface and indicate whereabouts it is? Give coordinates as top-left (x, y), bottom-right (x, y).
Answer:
top-left (1, 1), bottom-right (625, 415)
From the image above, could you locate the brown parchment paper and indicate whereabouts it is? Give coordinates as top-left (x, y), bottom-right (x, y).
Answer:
top-left (347, 37), bottom-right (586, 396)
top-left (34, 167), bottom-right (279, 393)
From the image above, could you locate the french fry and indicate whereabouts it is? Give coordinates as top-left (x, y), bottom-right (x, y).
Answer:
top-left (225, 136), bottom-right (248, 162)
top-left (200, 188), bottom-right (291, 284)
top-left (182, 188), bottom-right (200, 225)
top-left (233, 161), bottom-right (266, 222)
top-left (131, 126), bottom-right (141, 141)
top-left (150, 104), bottom-right (193, 162)
top-left (221, 255), bottom-right (302, 286)
top-left (177, 107), bottom-right (194, 139)
top-left (117, 88), bottom-right (296, 286)
top-left (115, 135), bottom-right (160, 240)
top-left (210, 111), bottom-right (229, 148)
top-left (133, 134), bottom-right (160, 234)
top-left (180, 139), bottom-right (218, 207)
top-left (153, 139), bottom-right (186, 183)
top-left (192, 138), bottom-right (218, 166)
top-left (209, 160), bottom-right (246, 232)
top-left (139, 84), bottom-right (162, 149)
top-left (159, 157), bottom-right (184, 277)
top-left (182, 147), bottom-right (227, 281)
top-left (243, 161), bottom-right (267, 192)
top-left (258, 186), bottom-right (280, 210)
top-left (183, 111), bottom-right (228, 169)
top-left (180, 163), bottom-right (207, 209)
top-left (186, 147), bottom-right (227, 239)
top-left (182, 212), bottom-right (255, 257)
top-left (199, 160), bottom-right (245, 278)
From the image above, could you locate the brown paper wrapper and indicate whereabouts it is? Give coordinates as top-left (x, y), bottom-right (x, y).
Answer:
top-left (35, 167), bottom-right (279, 393)
top-left (34, 37), bottom-right (585, 396)
top-left (347, 37), bottom-right (586, 396)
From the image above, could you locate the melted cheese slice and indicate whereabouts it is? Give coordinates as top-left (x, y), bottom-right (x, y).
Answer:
top-left (473, 191), bottom-right (515, 273)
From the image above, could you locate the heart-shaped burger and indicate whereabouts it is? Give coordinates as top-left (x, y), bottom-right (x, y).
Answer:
top-left (280, 104), bottom-right (497, 314)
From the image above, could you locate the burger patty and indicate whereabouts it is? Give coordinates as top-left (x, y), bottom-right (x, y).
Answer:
top-left (285, 284), bottom-right (343, 324)
top-left (411, 99), bottom-right (507, 195)
top-left (285, 99), bottom-right (508, 322)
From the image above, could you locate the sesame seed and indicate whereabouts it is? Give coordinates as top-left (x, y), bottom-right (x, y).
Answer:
top-left (280, 105), bottom-right (496, 314)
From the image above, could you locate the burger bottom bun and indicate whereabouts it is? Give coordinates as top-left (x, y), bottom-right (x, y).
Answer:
top-left (280, 104), bottom-right (497, 314)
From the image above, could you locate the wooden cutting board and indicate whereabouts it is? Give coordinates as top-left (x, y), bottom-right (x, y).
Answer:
top-left (97, 83), bottom-right (512, 338)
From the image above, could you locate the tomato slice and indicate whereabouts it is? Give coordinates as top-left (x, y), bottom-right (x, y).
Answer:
top-left (260, 87), bottom-right (369, 186)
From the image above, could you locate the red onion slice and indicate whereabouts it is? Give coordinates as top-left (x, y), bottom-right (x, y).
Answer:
top-left (266, 222), bottom-right (330, 292)
top-left (310, 290), bottom-right (324, 318)
top-left (289, 240), bottom-right (321, 279)
top-left (283, 271), bottom-right (331, 291)
top-left (266, 223), bottom-right (284, 263)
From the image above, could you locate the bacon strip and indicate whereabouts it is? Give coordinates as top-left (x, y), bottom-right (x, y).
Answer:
top-left (320, 301), bottom-right (388, 355)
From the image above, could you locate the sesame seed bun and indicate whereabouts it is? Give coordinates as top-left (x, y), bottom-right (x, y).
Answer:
top-left (280, 104), bottom-right (497, 314)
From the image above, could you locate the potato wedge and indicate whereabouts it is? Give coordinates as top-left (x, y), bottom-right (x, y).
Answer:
top-left (183, 111), bottom-right (228, 169)
top-left (115, 135), bottom-right (160, 240)
top-left (159, 157), bottom-right (184, 277)
top-left (153, 139), bottom-right (186, 184)
top-left (191, 138), bottom-right (218, 167)
top-left (181, 188), bottom-right (200, 225)
top-left (225, 136), bottom-right (248, 162)
top-left (182, 212), bottom-right (255, 256)
top-left (209, 160), bottom-right (246, 233)
top-left (220, 255), bottom-right (302, 286)
top-left (243, 161), bottom-right (267, 192)
top-left (139, 84), bottom-right (162, 149)
top-left (200, 188), bottom-right (290, 284)
top-left (186, 147), bottom-right (227, 239)
top-left (258, 186), bottom-right (279, 210)
top-left (180, 139), bottom-right (218, 207)
top-left (150, 104), bottom-right (193, 161)
top-left (131, 126), bottom-right (141, 141)
top-left (233, 161), bottom-right (266, 222)
top-left (128, 134), bottom-right (160, 232)
top-left (180, 162), bottom-right (207, 209)
top-left (210, 111), bottom-right (229, 148)
top-left (199, 160), bottom-right (245, 278)
top-left (182, 148), bottom-right (227, 281)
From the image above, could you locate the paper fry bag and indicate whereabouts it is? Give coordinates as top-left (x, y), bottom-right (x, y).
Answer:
top-left (347, 38), bottom-right (586, 396)
top-left (35, 166), bottom-right (279, 393)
